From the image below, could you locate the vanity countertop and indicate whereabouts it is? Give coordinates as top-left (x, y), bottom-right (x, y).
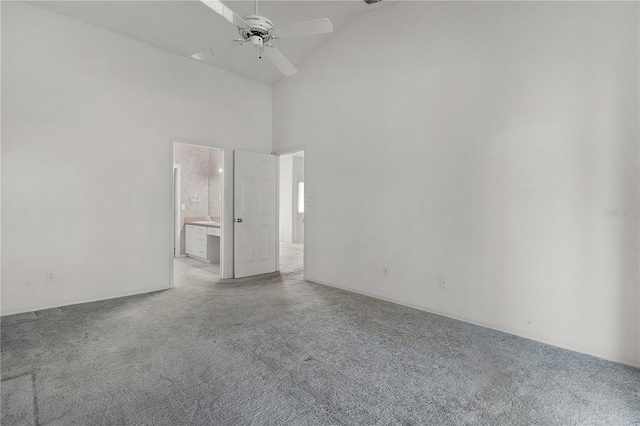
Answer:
top-left (185, 217), bottom-right (221, 228)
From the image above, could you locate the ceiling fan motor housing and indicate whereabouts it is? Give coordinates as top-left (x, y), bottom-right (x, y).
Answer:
top-left (239, 15), bottom-right (274, 43)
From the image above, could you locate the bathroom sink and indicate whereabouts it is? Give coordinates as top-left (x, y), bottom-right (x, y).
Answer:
top-left (192, 221), bottom-right (218, 225)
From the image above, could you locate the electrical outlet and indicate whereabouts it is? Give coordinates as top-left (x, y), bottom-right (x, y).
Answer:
top-left (439, 276), bottom-right (446, 289)
top-left (382, 267), bottom-right (388, 278)
top-left (46, 272), bottom-right (56, 282)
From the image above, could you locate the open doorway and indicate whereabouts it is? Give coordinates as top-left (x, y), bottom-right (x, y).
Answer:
top-left (173, 142), bottom-right (224, 286)
top-left (278, 150), bottom-right (304, 275)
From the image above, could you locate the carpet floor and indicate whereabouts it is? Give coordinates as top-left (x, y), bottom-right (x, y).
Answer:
top-left (2, 243), bottom-right (639, 425)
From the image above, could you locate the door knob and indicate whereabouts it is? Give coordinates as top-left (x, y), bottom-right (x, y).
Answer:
top-left (235, 218), bottom-right (243, 223)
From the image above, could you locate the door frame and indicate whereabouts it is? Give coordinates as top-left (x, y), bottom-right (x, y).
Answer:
top-left (294, 176), bottom-right (304, 244)
top-left (173, 164), bottom-right (182, 257)
top-left (273, 146), bottom-right (307, 280)
top-left (169, 139), bottom-right (234, 287)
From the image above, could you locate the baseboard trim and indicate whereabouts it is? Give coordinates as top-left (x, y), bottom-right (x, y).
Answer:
top-left (1, 285), bottom-right (171, 317)
top-left (305, 276), bottom-right (640, 369)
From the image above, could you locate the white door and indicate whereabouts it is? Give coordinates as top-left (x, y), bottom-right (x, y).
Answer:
top-left (234, 150), bottom-right (277, 278)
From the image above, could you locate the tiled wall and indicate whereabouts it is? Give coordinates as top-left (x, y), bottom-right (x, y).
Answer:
top-left (175, 143), bottom-right (222, 254)
top-left (208, 149), bottom-right (222, 218)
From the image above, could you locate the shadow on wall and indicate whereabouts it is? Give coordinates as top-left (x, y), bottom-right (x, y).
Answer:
top-left (175, 143), bottom-right (222, 254)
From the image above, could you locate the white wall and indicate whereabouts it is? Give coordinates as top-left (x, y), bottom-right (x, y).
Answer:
top-left (273, 2), bottom-right (640, 366)
top-left (1, 2), bottom-right (272, 315)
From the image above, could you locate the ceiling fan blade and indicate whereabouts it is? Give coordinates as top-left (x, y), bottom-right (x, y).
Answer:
top-left (272, 18), bottom-right (333, 39)
top-left (190, 40), bottom-right (243, 61)
top-left (264, 47), bottom-right (298, 76)
top-left (200, 0), bottom-right (250, 29)
top-left (191, 49), bottom-right (215, 62)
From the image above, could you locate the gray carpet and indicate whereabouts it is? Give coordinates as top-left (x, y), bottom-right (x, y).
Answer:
top-left (2, 243), bottom-right (639, 425)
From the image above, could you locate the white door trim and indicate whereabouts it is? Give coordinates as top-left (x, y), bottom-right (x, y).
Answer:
top-left (294, 176), bottom-right (304, 244)
top-left (173, 164), bottom-right (182, 258)
top-left (273, 145), bottom-right (306, 156)
top-left (275, 157), bottom-right (280, 273)
top-left (273, 146), bottom-right (307, 281)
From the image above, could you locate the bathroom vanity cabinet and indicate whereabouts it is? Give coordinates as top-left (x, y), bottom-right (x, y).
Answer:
top-left (186, 224), bottom-right (207, 259)
top-left (186, 224), bottom-right (221, 262)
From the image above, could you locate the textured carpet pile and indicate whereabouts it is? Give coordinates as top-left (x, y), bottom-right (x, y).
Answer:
top-left (2, 246), bottom-right (639, 425)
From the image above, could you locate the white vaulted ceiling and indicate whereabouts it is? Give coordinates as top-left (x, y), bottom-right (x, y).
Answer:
top-left (29, 0), bottom-right (391, 85)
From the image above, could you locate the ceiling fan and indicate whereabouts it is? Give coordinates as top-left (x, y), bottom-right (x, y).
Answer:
top-left (191, 0), bottom-right (334, 76)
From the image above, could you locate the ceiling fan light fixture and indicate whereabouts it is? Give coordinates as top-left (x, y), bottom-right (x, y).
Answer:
top-left (363, 0), bottom-right (383, 4)
top-left (249, 35), bottom-right (263, 48)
